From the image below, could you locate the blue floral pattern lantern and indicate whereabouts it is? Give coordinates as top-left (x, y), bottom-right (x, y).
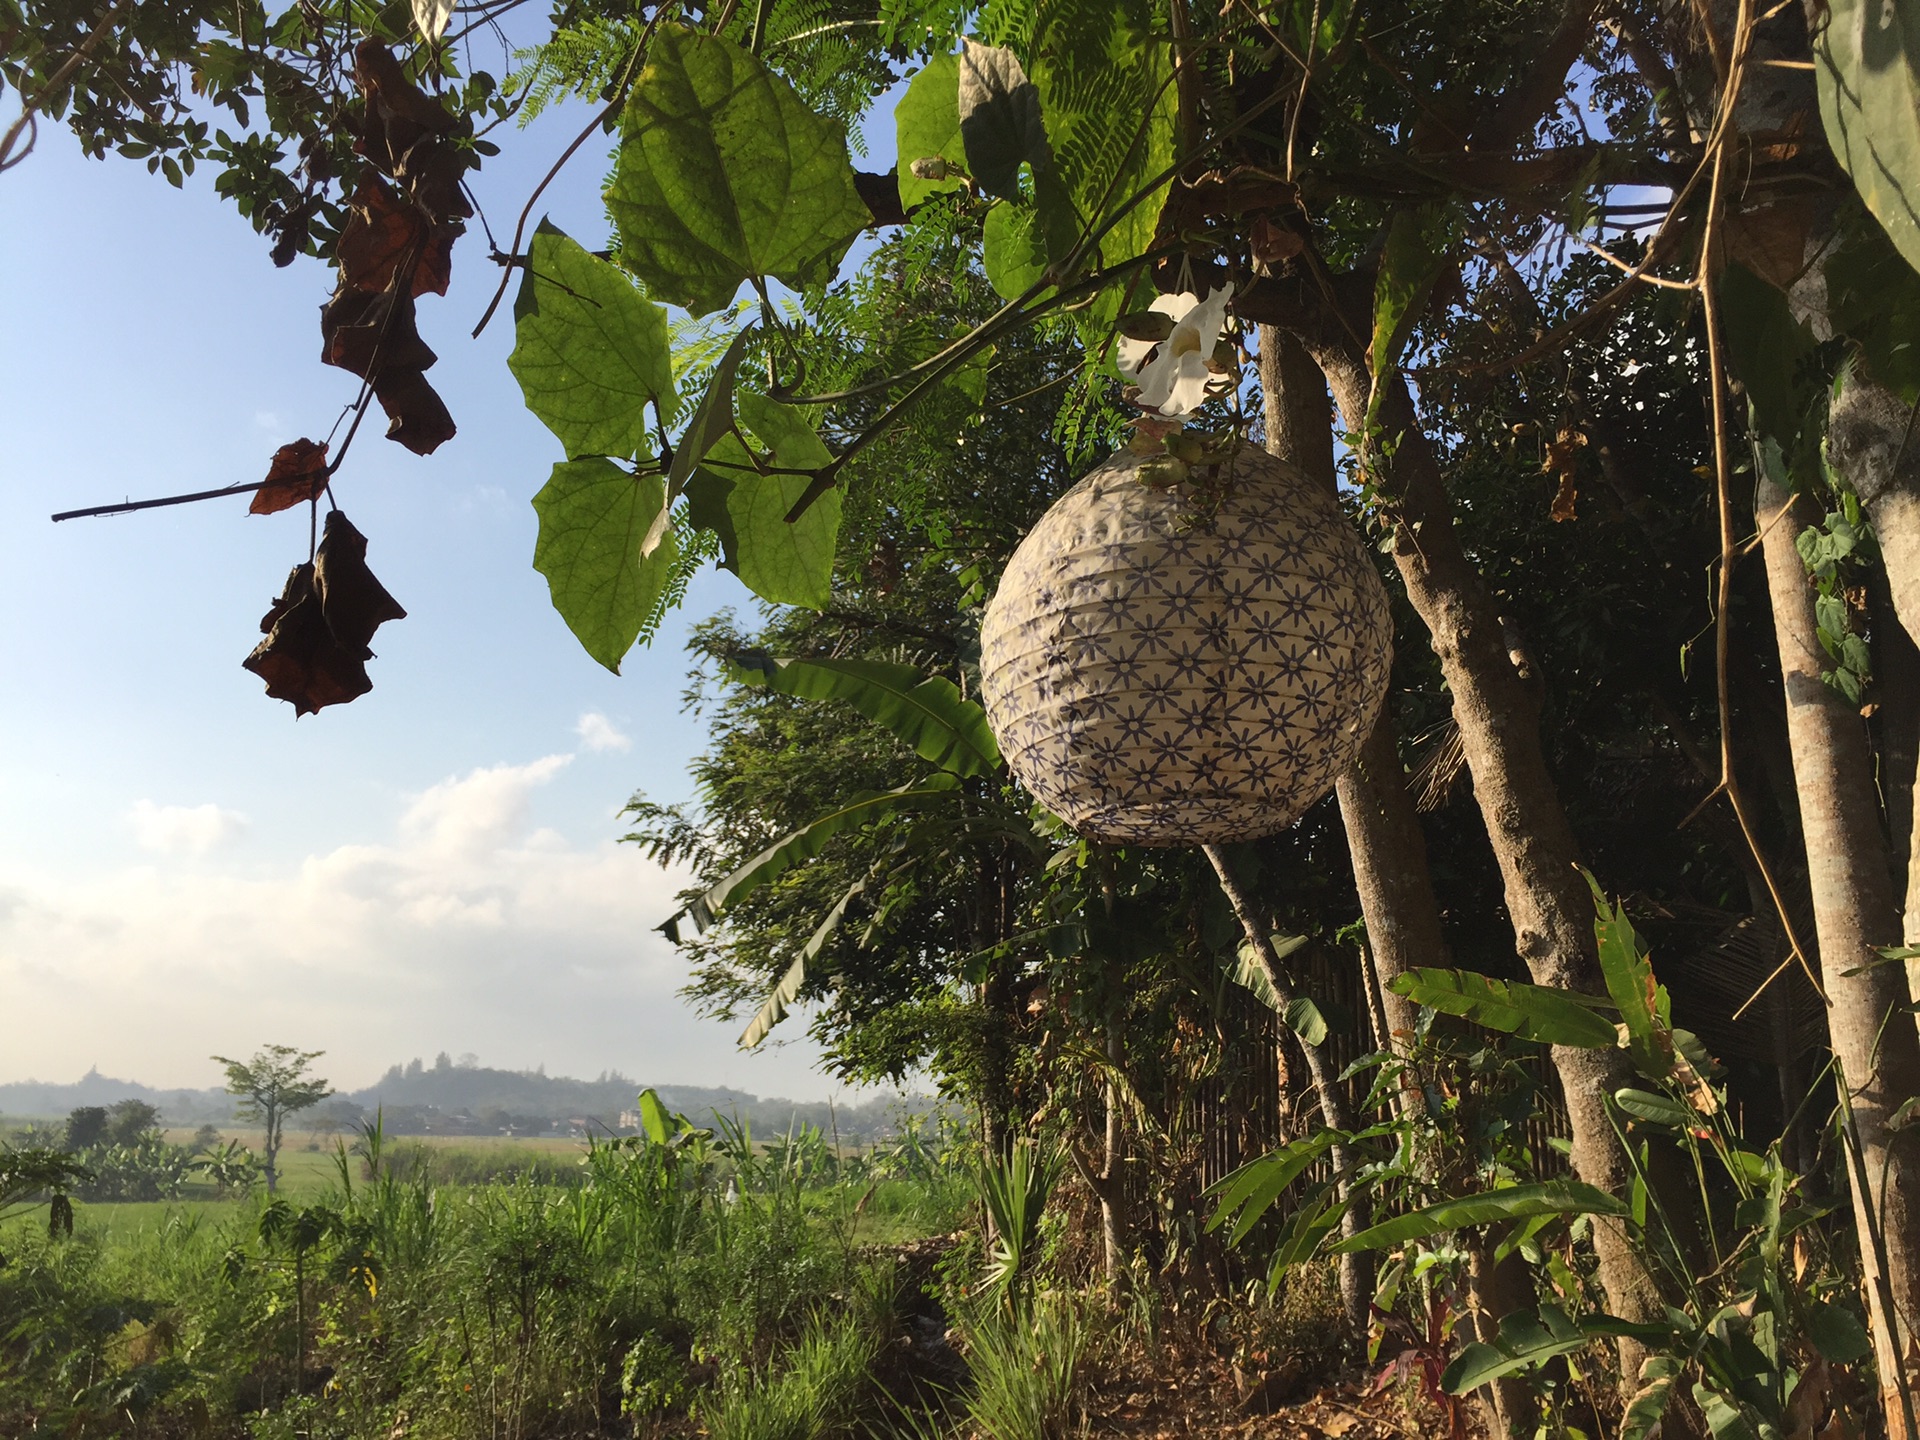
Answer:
top-left (978, 446), bottom-right (1393, 845)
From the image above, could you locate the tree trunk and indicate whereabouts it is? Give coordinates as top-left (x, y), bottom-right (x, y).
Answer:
top-left (1757, 475), bottom-right (1920, 1433)
top-left (1259, 326), bottom-right (1437, 1046)
top-left (1827, 380), bottom-right (1920, 987)
top-left (1204, 842), bottom-right (1372, 1329)
top-left (1263, 305), bottom-right (1667, 1345)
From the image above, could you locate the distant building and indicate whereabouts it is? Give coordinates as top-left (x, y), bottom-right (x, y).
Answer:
top-left (617, 1110), bottom-right (640, 1133)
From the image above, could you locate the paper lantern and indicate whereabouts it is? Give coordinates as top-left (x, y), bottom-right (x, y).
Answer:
top-left (979, 446), bottom-right (1393, 845)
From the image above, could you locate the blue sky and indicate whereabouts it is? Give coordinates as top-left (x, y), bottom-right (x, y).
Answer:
top-left (0, 70), bottom-right (881, 1098)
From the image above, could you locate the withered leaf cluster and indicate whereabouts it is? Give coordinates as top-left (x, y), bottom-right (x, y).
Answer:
top-left (244, 511), bottom-right (406, 716)
top-left (319, 42), bottom-right (471, 457)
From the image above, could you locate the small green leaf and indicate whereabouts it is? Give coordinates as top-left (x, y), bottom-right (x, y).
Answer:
top-left (1621, 1355), bottom-right (1684, 1440)
top-left (1332, 1180), bottom-right (1628, 1253)
top-left (1805, 1298), bottom-right (1872, 1363)
top-left (531, 460), bottom-right (678, 673)
top-left (1390, 967), bottom-right (1619, 1048)
top-left (1613, 1088), bottom-right (1694, 1128)
top-left (1285, 996), bottom-right (1330, 1047)
top-left (510, 221), bottom-right (676, 460)
top-left (683, 467), bottom-right (739, 566)
top-left (984, 202), bottom-right (1051, 299)
top-left (608, 26), bottom-right (872, 316)
top-left (895, 53), bottom-right (967, 208)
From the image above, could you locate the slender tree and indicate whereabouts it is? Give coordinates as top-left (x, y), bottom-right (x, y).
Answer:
top-left (212, 1046), bottom-right (331, 1195)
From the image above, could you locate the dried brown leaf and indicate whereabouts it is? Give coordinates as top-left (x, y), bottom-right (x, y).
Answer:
top-left (250, 438), bottom-right (330, 516)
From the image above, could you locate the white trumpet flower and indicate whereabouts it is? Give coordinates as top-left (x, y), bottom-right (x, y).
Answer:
top-left (1115, 283), bottom-right (1235, 417)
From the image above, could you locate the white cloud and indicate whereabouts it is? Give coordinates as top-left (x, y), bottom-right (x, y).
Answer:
top-left (0, 757), bottom-right (831, 1097)
top-left (127, 800), bottom-right (249, 856)
top-left (575, 711), bottom-right (631, 753)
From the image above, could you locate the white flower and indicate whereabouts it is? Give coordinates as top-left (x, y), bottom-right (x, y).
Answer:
top-left (1116, 284), bottom-right (1235, 417)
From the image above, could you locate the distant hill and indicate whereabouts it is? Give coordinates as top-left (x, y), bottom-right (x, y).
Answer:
top-left (0, 1061), bottom-right (935, 1140)
top-left (0, 1069), bottom-right (231, 1125)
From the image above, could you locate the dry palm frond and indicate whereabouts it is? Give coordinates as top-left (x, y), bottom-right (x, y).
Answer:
top-left (1410, 720), bottom-right (1469, 813)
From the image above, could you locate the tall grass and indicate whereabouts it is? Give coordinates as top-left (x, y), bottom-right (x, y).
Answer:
top-left (0, 1109), bottom-right (972, 1439)
top-left (961, 1293), bottom-right (1092, 1440)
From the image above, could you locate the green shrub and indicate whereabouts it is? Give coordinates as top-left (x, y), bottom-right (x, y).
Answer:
top-left (961, 1291), bottom-right (1091, 1440)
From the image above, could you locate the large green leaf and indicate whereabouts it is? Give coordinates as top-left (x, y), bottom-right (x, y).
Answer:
top-left (681, 775), bottom-right (962, 926)
top-left (895, 53), bottom-right (967, 208)
top-left (738, 877), bottom-right (864, 1049)
top-left (958, 38), bottom-right (1078, 267)
top-left (698, 392), bottom-right (842, 608)
top-left (1827, 218), bottom-right (1920, 402)
top-left (728, 654), bottom-right (1001, 777)
top-left (1440, 1304), bottom-right (1588, 1394)
top-left (1389, 967), bottom-right (1618, 1048)
top-left (957, 39), bottom-right (1051, 203)
top-left (1229, 935), bottom-right (1325, 1043)
top-left (1207, 1130), bottom-right (1341, 1242)
top-left (1815, 0), bottom-right (1920, 278)
top-left (531, 459), bottom-right (678, 673)
top-left (1331, 1179), bottom-right (1628, 1253)
top-left (509, 221), bottom-right (675, 460)
top-left (1715, 264), bottom-right (1822, 462)
top-left (607, 26), bottom-right (872, 316)
top-left (1587, 874), bottom-right (1672, 1080)
top-left (1692, 1383), bottom-right (1763, 1440)
top-left (635, 1088), bottom-right (673, 1145)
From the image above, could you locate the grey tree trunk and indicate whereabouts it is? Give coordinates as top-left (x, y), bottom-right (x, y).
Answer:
top-left (1285, 325), bottom-right (1667, 1349)
top-left (1259, 327), bottom-right (1435, 1046)
top-left (1825, 381), bottom-right (1920, 986)
top-left (1757, 474), bottom-right (1920, 1432)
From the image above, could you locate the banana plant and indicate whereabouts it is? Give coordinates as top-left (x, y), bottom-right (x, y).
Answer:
top-left (656, 653), bottom-right (1046, 1050)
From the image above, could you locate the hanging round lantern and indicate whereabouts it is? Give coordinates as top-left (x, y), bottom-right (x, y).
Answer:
top-left (979, 445), bottom-right (1393, 846)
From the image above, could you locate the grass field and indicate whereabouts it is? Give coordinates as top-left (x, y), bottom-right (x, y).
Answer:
top-left (1, 1113), bottom-right (979, 1439)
